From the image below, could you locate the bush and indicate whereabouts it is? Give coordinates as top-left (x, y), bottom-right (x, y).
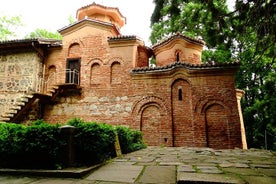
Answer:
top-left (116, 126), bottom-right (146, 154)
top-left (0, 123), bottom-right (25, 168)
top-left (0, 122), bottom-right (64, 169)
top-left (21, 122), bottom-right (64, 169)
top-left (67, 119), bottom-right (116, 166)
top-left (0, 118), bottom-right (146, 169)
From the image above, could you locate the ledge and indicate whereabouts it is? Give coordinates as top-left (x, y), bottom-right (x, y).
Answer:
top-left (0, 163), bottom-right (104, 178)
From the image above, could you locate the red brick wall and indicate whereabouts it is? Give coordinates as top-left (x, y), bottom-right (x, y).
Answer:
top-left (172, 79), bottom-right (194, 147)
top-left (41, 28), bottom-right (242, 149)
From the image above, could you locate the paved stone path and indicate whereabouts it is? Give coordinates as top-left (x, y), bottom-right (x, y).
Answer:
top-left (0, 147), bottom-right (275, 183)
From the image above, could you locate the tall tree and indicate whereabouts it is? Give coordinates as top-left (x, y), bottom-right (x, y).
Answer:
top-left (150, 0), bottom-right (276, 149)
top-left (233, 0), bottom-right (276, 149)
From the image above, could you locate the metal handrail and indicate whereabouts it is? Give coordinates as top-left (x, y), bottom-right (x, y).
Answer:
top-left (0, 69), bottom-right (80, 117)
top-left (42, 69), bottom-right (80, 93)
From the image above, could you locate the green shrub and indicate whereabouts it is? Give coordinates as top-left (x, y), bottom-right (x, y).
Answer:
top-left (0, 122), bottom-right (64, 169)
top-left (20, 123), bottom-right (64, 169)
top-left (66, 117), bottom-right (84, 127)
top-left (0, 123), bottom-right (25, 168)
top-left (116, 126), bottom-right (146, 154)
top-left (0, 118), bottom-right (146, 169)
top-left (70, 122), bottom-right (116, 166)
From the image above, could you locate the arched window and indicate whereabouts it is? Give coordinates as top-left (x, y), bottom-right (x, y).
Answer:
top-left (111, 61), bottom-right (121, 84)
top-left (175, 49), bottom-right (182, 62)
top-left (178, 88), bottom-right (182, 101)
top-left (176, 52), bottom-right (180, 62)
top-left (90, 63), bottom-right (100, 84)
top-left (68, 43), bottom-right (81, 58)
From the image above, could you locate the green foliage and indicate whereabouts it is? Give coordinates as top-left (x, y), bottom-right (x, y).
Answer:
top-left (0, 119), bottom-right (146, 169)
top-left (68, 15), bottom-right (76, 24)
top-left (25, 28), bottom-right (62, 39)
top-left (0, 15), bottom-right (23, 40)
top-left (0, 122), bottom-right (63, 169)
top-left (66, 117), bottom-right (85, 127)
top-left (70, 121), bottom-right (116, 165)
top-left (150, 0), bottom-right (276, 150)
top-left (116, 126), bottom-right (146, 154)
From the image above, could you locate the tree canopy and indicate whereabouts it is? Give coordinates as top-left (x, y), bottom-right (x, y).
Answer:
top-left (25, 28), bottom-right (62, 39)
top-left (150, 0), bottom-right (276, 150)
top-left (0, 15), bottom-right (62, 41)
top-left (0, 15), bottom-right (23, 40)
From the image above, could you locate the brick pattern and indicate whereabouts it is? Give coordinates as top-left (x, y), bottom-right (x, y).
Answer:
top-left (172, 79), bottom-right (193, 147)
top-left (0, 6), bottom-right (243, 148)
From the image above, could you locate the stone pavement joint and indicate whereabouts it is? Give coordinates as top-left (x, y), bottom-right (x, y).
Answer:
top-left (0, 146), bottom-right (275, 184)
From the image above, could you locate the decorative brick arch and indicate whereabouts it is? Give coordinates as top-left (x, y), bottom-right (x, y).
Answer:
top-left (107, 56), bottom-right (123, 65)
top-left (195, 98), bottom-right (231, 115)
top-left (132, 95), bottom-right (168, 116)
top-left (170, 75), bottom-right (192, 87)
top-left (195, 99), bottom-right (232, 149)
top-left (68, 43), bottom-right (81, 58)
top-left (132, 96), bottom-right (170, 146)
top-left (110, 61), bottom-right (121, 84)
top-left (86, 58), bottom-right (103, 66)
top-left (90, 62), bottom-right (101, 85)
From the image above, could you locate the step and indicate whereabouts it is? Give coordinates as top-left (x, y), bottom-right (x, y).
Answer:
top-left (10, 106), bottom-right (21, 110)
top-left (21, 97), bottom-right (33, 102)
top-left (23, 94), bottom-right (34, 98)
top-left (2, 113), bottom-right (14, 118)
top-left (15, 102), bottom-right (25, 106)
top-left (47, 89), bottom-right (56, 94)
top-left (0, 117), bottom-right (10, 122)
top-left (5, 109), bottom-right (17, 114)
top-left (46, 93), bottom-right (53, 96)
top-left (52, 85), bottom-right (59, 89)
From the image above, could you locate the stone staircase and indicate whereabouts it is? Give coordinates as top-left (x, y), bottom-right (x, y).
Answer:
top-left (0, 94), bottom-right (39, 122)
top-left (0, 84), bottom-right (80, 123)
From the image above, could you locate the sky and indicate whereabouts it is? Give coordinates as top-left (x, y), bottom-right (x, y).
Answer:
top-left (0, 0), bottom-right (155, 45)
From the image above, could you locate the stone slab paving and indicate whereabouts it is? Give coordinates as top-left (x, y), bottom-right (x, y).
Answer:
top-left (177, 173), bottom-right (244, 184)
top-left (0, 146), bottom-right (275, 184)
top-left (138, 166), bottom-right (176, 184)
top-left (86, 162), bottom-right (143, 183)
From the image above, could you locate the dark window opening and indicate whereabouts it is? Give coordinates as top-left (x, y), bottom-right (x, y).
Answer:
top-left (178, 88), bottom-right (182, 101)
top-left (176, 52), bottom-right (180, 62)
top-left (66, 59), bottom-right (80, 84)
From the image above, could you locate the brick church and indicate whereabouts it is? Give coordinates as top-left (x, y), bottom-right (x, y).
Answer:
top-left (0, 3), bottom-right (247, 149)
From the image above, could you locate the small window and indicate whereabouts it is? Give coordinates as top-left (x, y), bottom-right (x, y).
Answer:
top-left (176, 52), bottom-right (180, 62)
top-left (178, 88), bottom-right (182, 101)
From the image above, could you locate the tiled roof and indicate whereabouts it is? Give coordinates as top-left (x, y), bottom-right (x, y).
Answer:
top-left (131, 61), bottom-right (240, 74)
top-left (108, 35), bottom-right (142, 42)
top-left (151, 32), bottom-right (205, 50)
top-left (0, 38), bottom-right (62, 49)
top-left (58, 18), bottom-right (120, 35)
top-left (77, 2), bottom-right (125, 21)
